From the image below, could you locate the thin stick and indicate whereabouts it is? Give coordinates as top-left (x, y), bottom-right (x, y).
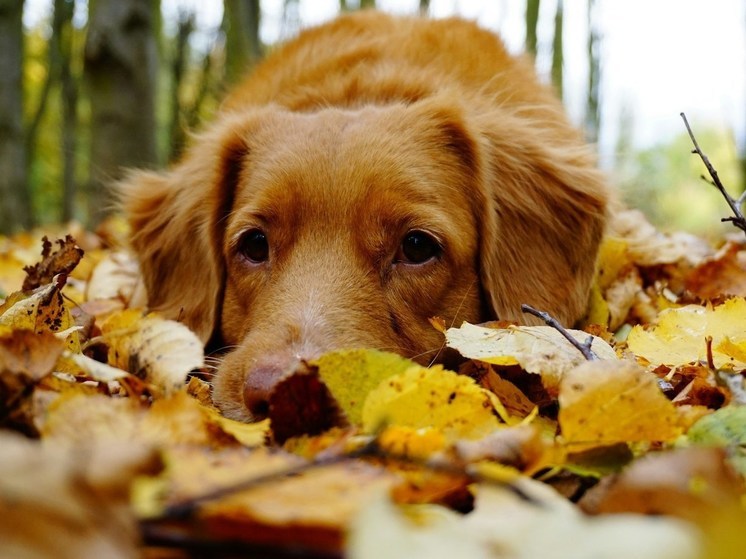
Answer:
top-left (680, 112), bottom-right (746, 236)
top-left (521, 304), bottom-right (598, 361)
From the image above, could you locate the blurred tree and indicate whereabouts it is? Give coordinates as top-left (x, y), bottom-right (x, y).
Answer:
top-left (223, 0), bottom-right (261, 85)
top-left (168, 11), bottom-right (195, 161)
top-left (551, 0), bottom-right (563, 99)
top-left (586, 0), bottom-right (601, 143)
top-left (85, 0), bottom-right (159, 223)
top-left (525, 0), bottom-right (540, 57)
top-left (360, 0), bottom-right (376, 9)
top-left (0, 0), bottom-right (31, 233)
top-left (56, 0), bottom-right (78, 222)
top-left (419, 0), bottom-right (430, 16)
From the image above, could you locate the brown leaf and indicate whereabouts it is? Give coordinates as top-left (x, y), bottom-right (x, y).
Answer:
top-left (579, 447), bottom-right (743, 524)
top-left (268, 364), bottom-right (348, 444)
top-left (685, 242), bottom-right (746, 300)
top-left (22, 235), bottom-right (84, 291)
top-left (0, 431), bottom-right (161, 559)
top-left (0, 330), bottom-right (65, 435)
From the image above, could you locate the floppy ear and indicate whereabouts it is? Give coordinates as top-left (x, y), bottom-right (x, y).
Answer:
top-left (118, 113), bottom-right (253, 343)
top-left (475, 109), bottom-right (610, 326)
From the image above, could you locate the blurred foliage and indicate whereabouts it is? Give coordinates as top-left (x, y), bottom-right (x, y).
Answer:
top-left (616, 126), bottom-right (742, 240)
top-left (14, 2), bottom-right (746, 236)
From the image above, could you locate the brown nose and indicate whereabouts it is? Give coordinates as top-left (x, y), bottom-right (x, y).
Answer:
top-left (243, 360), bottom-right (291, 420)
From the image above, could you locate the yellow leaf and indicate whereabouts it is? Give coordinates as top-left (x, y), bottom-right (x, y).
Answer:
top-left (312, 349), bottom-right (415, 426)
top-left (559, 360), bottom-right (682, 447)
top-left (362, 365), bottom-right (501, 441)
top-left (0, 281), bottom-right (79, 351)
top-left (377, 426), bottom-right (447, 460)
top-left (627, 298), bottom-right (746, 368)
top-left (446, 322), bottom-right (616, 394)
top-left (101, 310), bottom-right (203, 395)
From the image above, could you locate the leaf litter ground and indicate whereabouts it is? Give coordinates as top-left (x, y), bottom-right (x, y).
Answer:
top-left (1, 212), bottom-right (746, 559)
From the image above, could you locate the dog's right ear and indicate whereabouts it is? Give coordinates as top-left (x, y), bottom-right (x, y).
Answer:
top-left (118, 113), bottom-right (253, 343)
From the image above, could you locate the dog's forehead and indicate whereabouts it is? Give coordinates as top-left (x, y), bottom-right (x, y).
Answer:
top-left (235, 106), bottom-right (466, 216)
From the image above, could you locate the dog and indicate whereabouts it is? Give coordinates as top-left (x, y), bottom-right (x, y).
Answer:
top-left (120, 11), bottom-right (610, 422)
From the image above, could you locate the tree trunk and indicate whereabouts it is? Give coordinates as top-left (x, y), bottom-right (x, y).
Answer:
top-left (85, 0), bottom-right (159, 224)
top-left (0, 0), bottom-right (31, 233)
top-left (419, 0), bottom-right (430, 15)
top-left (168, 12), bottom-right (195, 162)
top-left (525, 0), bottom-right (540, 57)
top-left (586, 0), bottom-right (601, 143)
top-left (551, 0), bottom-right (564, 100)
top-left (57, 0), bottom-right (78, 222)
top-left (223, 0), bottom-right (261, 85)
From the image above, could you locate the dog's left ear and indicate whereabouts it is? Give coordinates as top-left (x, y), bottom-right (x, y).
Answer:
top-left (421, 101), bottom-right (610, 326)
top-left (475, 108), bottom-right (610, 325)
top-left (118, 113), bottom-right (253, 342)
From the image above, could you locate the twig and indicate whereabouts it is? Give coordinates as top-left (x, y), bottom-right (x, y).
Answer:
top-left (521, 304), bottom-right (598, 361)
top-left (157, 435), bottom-right (541, 521)
top-left (680, 112), bottom-right (746, 237)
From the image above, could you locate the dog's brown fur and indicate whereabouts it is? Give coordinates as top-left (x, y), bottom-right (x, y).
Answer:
top-left (120, 11), bottom-right (610, 421)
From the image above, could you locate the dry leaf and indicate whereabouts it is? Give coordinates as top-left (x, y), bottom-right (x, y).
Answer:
top-left (101, 309), bottom-right (203, 394)
top-left (362, 365), bottom-right (502, 441)
top-left (627, 298), bottom-right (746, 369)
top-left (22, 235), bottom-right (84, 291)
top-left (687, 405), bottom-right (746, 476)
top-left (446, 322), bottom-right (616, 395)
top-left (349, 479), bottom-right (701, 559)
top-left (86, 251), bottom-right (141, 303)
top-left (0, 431), bottom-right (160, 559)
top-left (579, 447), bottom-right (743, 524)
top-left (558, 360), bottom-right (682, 446)
top-left (312, 349), bottom-right (414, 426)
top-left (268, 365), bottom-right (347, 444)
top-left (685, 242), bottom-right (746, 299)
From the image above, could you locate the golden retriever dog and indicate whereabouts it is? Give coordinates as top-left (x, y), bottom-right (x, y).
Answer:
top-left (121, 11), bottom-right (610, 421)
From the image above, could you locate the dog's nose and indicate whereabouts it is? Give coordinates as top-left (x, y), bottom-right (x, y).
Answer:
top-left (243, 361), bottom-right (289, 420)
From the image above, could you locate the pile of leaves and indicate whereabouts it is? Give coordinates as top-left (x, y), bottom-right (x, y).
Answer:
top-left (1, 210), bottom-right (746, 559)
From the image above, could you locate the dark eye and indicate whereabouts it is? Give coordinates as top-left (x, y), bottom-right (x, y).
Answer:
top-left (237, 229), bottom-right (269, 263)
top-left (398, 230), bottom-right (441, 264)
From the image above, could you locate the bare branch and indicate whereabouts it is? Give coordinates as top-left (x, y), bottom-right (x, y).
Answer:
top-left (681, 112), bottom-right (746, 237)
top-left (521, 304), bottom-right (598, 361)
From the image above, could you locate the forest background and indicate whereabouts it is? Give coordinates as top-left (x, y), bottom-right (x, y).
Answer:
top-left (1, 0), bottom-right (744, 238)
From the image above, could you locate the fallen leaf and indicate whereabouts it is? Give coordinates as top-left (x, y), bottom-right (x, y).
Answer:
top-left (86, 251), bottom-right (141, 303)
top-left (362, 365), bottom-right (502, 441)
top-left (446, 322), bottom-right (616, 395)
top-left (685, 242), bottom-right (746, 300)
top-left (453, 424), bottom-right (547, 472)
top-left (609, 209), bottom-right (711, 267)
top-left (686, 405), bottom-right (746, 476)
top-left (101, 309), bottom-right (203, 394)
top-left (22, 235), bottom-right (84, 291)
top-left (348, 479), bottom-right (701, 559)
top-left (579, 447), bottom-right (743, 525)
top-left (558, 360), bottom-right (682, 446)
top-left (268, 365), bottom-right (347, 444)
top-left (312, 349), bottom-right (415, 426)
top-left (627, 298), bottom-right (746, 369)
top-left (0, 431), bottom-right (160, 559)
top-left (0, 330), bottom-right (65, 435)
top-left (148, 446), bottom-right (395, 554)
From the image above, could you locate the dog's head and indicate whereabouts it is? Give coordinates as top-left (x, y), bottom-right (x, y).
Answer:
top-left (120, 98), bottom-right (608, 421)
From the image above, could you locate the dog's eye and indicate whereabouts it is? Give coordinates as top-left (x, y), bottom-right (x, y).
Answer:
top-left (398, 230), bottom-right (441, 264)
top-left (237, 229), bottom-right (269, 263)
